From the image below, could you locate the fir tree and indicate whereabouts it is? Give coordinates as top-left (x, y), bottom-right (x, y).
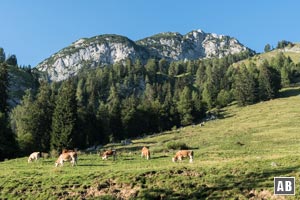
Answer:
top-left (0, 48), bottom-right (5, 63)
top-left (11, 90), bottom-right (34, 154)
top-left (0, 61), bottom-right (18, 160)
top-left (96, 101), bottom-right (110, 144)
top-left (32, 81), bottom-right (54, 151)
top-left (264, 44), bottom-right (271, 52)
top-left (51, 80), bottom-right (78, 152)
top-left (0, 63), bottom-right (9, 114)
top-left (234, 65), bottom-right (257, 106)
top-left (106, 85), bottom-right (123, 141)
top-left (177, 86), bottom-right (193, 126)
top-left (258, 62), bottom-right (281, 101)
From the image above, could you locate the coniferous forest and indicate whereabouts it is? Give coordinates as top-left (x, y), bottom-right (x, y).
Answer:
top-left (1, 44), bottom-right (300, 160)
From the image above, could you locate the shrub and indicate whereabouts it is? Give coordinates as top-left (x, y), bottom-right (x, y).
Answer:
top-left (166, 141), bottom-right (189, 150)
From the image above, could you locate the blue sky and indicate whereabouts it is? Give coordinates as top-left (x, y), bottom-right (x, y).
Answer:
top-left (0, 0), bottom-right (300, 67)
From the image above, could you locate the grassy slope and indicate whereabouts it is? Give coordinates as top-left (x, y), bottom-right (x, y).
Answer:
top-left (1, 88), bottom-right (300, 199)
top-left (233, 44), bottom-right (300, 67)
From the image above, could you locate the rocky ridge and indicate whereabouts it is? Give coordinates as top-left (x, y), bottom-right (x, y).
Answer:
top-left (36, 30), bottom-right (252, 82)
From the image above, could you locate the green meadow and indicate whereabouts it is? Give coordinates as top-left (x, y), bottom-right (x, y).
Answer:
top-left (1, 87), bottom-right (300, 199)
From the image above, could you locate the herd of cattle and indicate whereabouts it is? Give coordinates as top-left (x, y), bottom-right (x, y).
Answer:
top-left (27, 147), bottom-right (194, 167)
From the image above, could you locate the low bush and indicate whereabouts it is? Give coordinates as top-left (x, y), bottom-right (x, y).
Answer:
top-left (166, 141), bottom-right (189, 150)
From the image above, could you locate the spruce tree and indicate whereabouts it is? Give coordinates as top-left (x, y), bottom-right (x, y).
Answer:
top-left (121, 96), bottom-right (140, 138)
top-left (5, 55), bottom-right (17, 66)
top-left (0, 48), bottom-right (5, 63)
top-left (0, 62), bottom-right (18, 160)
top-left (177, 86), bottom-right (193, 126)
top-left (264, 44), bottom-right (271, 52)
top-left (51, 80), bottom-right (78, 152)
top-left (234, 65), bottom-right (257, 106)
top-left (10, 90), bottom-right (34, 154)
top-left (96, 101), bottom-right (110, 144)
top-left (258, 62), bottom-right (281, 101)
top-left (106, 85), bottom-right (122, 141)
top-left (0, 63), bottom-right (9, 114)
top-left (32, 82), bottom-right (53, 151)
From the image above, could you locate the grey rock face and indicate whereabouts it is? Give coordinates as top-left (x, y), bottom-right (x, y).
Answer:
top-left (36, 30), bottom-right (251, 82)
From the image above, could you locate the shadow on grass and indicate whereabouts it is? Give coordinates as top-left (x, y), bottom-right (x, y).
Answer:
top-left (41, 160), bottom-right (55, 163)
top-left (78, 164), bottom-right (106, 167)
top-left (202, 164), bottom-right (300, 198)
top-left (279, 87), bottom-right (300, 98)
top-left (150, 155), bottom-right (168, 160)
top-left (138, 165), bottom-right (300, 199)
top-left (122, 157), bottom-right (135, 161)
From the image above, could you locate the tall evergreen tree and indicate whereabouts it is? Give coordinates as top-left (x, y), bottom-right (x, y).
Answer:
top-left (258, 61), bottom-right (281, 101)
top-left (191, 90), bottom-right (205, 120)
top-left (106, 85), bottom-right (123, 141)
top-left (0, 61), bottom-right (18, 159)
top-left (0, 48), bottom-right (5, 63)
top-left (177, 86), bottom-right (193, 126)
top-left (280, 66), bottom-right (290, 87)
top-left (0, 112), bottom-right (18, 160)
top-left (145, 59), bottom-right (158, 82)
top-left (0, 63), bottom-right (9, 114)
top-left (264, 44), bottom-right (271, 52)
top-left (121, 96), bottom-right (140, 138)
top-left (11, 90), bottom-right (34, 154)
top-left (96, 101), bottom-right (110, 144)
top-left (51, 80), bottom-right (78, 152)
top-left (234, 65), bottom-right (257, 106)
top-left (32, 81), bottom-right (54, 151)
top-left (5, 55), bottom-right (17, 66)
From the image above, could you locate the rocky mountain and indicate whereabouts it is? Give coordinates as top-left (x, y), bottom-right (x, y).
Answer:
top-left (36, 30), bottom-right (253, 82)
top-left (137, 30), bottom-right (248, 60)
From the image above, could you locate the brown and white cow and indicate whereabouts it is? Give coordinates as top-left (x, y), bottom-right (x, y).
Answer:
top-left (172, 150), bottom-right (193, 163)
top-left (101, 149), bottom-right (116, 160)
top-left (28, 152), bottom-right (41, 163)
top-left (141, 146), bottom-right (150, 160)
top-left (55, 151), bottom-right (77, 167)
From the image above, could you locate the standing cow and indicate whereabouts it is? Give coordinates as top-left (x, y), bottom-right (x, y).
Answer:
top-left (141, 146), bottom-right (150, 160)
top-left (172, 150), bottom-right (193, 163)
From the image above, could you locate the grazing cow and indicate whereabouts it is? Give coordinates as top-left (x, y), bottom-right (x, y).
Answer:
top-left (172, 150), bottom-right (193, 163)
top-left (55, 151), bottom-right (77, 167)
top-left (141, 146), bottom-right (150, 160)
top-left (101, 149), bottom-right (116, 160)
top-left (28, 152), bottom-right (41, 163)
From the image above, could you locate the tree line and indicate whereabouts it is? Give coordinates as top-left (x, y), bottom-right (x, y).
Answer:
top-left (1, 46), bottom-right (300, 160)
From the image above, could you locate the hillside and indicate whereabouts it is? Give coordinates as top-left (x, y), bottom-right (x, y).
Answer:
top-left (1, 87), bottom-right (300, 199)
top-left (36, 29), bottom-right (252, 82)
top-left (234, 43), bottom-right (300, 67)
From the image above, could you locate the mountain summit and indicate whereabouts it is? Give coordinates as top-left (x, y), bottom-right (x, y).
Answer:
top-left (36, 29), bottom-right (252, 81)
